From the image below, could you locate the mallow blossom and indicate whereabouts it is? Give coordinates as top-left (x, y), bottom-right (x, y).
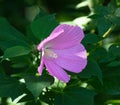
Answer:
top-left (37, 24), bottom-right (87, 83)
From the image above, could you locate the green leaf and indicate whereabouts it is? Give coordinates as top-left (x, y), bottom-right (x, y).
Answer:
top-left (0, 65), bottom-right (5, 74)
top-left (31, 14), bottom-right (58, 40)
top-left (97, 17), bottom-right (112, 36)
top-left (92, 6), bottom-right (113, 36)
top-left (103, 78), bottom-right (120, 95)
top-left (0, 17), bottom-right (29, 50)
top-left (103, 67), bottom-right (120, 78)
top-left (0, 74), bottom-right (25, 100)
top-left (99, 53), bottom-right (116, 63)
top-left (102, 67), bottom-right (120, 95)
top-left (94, 6), bottom-right (109, 17)
top-left (108, 8), bottom-right (120, 26)
top-left (115, 8), bottom-right (120, 17)
top-left (109, 15), bottom-right (120, 25)
top-left (34, 9), bottom-right (49, 20)
top-left (24, 75), bottom-right (54, 99)
top-left (10, 55), bottom-right (31, 69)
top-left (3, 46), bottom-right (31, 59)
top-left (79, 59), bottom-right (103, 84)
top-left (109, 44), bottom-right (120, 57)
top-left (106, 99), bottom-right (120, 105)
top-left (54, 87), bottom-right (95, 105)
top-left (82, 33), bottom-right (103, 44)
top-left (107, 60), bottom-right (120, 67)
top-left (39, 89), bottom-right (55, 105)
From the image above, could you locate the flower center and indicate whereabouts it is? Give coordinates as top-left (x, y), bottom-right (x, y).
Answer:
top-left (44, 48), bottom-right (58, 59)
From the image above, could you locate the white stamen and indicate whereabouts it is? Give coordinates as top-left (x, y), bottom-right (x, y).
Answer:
top-left (44, 48), bottom-right (58, 59)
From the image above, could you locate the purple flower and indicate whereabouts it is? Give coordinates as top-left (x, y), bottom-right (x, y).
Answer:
top-left (37, 24), bottom-right (87, 83)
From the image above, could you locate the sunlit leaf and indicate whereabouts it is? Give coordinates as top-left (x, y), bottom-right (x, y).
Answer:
top-left (24, 75), bottom-right (54, 99)
top-left (3, 46), bottom-right (31, 59)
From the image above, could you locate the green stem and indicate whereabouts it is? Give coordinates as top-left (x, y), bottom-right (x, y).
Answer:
top-left (103, 25), bottom-right (116, 38)
top-left (57, 80), bottom-right (61, 88)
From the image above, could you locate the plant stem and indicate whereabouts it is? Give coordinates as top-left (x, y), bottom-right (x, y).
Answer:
top-left (103, 25), bottom-right (116, 38)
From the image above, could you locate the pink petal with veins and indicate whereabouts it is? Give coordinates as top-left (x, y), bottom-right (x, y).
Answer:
top-left (53, 44), bottom-right (87, 73)
top-left (37, 24), bottom-right (87, 83)
top-left (46, 24), bottom-right (84, 49)
top-left (44, 58), bottom-right (70, 83)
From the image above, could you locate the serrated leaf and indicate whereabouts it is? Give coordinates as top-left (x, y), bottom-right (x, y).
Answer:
top-left (24, 75), bottom-right (54, 99)
top-left (79, 59), bottom-right (103, 84)
top-left (54, 87), bottom-right (95, 105)
top-left (0, 17), bottom-right (29, 50)
top-left (0, 74), bottom-right (25, 100)
top-left (31, 14), bottom-right (58, 40)
top-left (3, 46), bottom-right (31, 59)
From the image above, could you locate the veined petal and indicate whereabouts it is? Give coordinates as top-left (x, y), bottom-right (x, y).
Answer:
top-left (46, 24), bottom-right (84, 49)
top-left (44, 58), bottom-right (70, 83)
top-left (37, 29), bottom-right (64, 51)
top-left (53, 44), bottom-right (87, 73)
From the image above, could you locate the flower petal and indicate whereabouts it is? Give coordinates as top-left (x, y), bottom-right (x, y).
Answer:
top-left (46, 24), bottom-right (84, 49)
top-left (37, 29), bottom-right (64, 51)
top-left (53, 44), bottom-right (87, 73)
top-left (44, 58), bottom-right (70, 83)
top-left (38, 57), bottom-right (44, 74)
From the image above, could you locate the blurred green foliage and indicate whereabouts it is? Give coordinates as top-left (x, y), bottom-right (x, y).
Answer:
top-left (0, 0), bottom-right (120, 105)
